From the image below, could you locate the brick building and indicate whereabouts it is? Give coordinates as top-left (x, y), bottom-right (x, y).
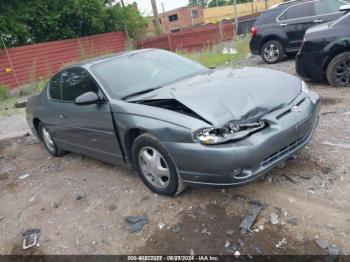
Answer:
top-left (147, 6), bottom-right (204, 35)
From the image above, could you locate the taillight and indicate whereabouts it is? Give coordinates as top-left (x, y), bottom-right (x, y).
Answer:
top-left (251, 26), bottom-right (257, 38)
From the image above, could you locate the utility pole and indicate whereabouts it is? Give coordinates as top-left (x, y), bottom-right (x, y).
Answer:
top-left (120, 0), bottom-right (130, 41)
top-left (151, 0), bottom-right (162, 35)
top-left (161, 2), bottom-right (165, 13)
top-left (233, 0), bottom-right (239, 37)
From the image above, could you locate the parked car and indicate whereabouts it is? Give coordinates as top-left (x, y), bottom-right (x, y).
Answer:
top-left (296, 11), bottom-right (350, 86)
top-left (250, 0), bottom-right (349, 64)
top-left (26, 49), bottom-right (320, 196)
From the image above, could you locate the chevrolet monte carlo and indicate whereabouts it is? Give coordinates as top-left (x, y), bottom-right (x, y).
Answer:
top-left (26, 49), bottom-right (320, 196)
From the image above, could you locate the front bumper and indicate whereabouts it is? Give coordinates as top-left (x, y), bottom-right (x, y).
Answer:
top-left (162, 92), bottom-right (320, 186)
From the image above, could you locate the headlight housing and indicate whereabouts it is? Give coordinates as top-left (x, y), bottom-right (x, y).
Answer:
top-left (301, 81), bottom-right (310, 96)
top-left (193, 121), bottom-right (266, 145)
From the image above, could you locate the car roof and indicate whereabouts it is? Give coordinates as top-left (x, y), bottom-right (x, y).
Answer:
top-left (270, 0), bottom-right (311, 10)
top-left (62, 49), bottom-right (153, 70)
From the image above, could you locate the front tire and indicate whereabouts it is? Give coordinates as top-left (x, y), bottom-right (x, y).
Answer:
top-left (326, 52), bottom-right (350, 87)
top-left (261, 40), bottom-right (284, 64)
top-left (38, 122), bottom-right (67, 157)
top-left (131, 133), bottom-right (185, 196)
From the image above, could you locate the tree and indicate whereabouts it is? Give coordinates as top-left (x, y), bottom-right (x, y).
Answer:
top-left (0, 0), bottom-right (147, 48)
top-left (188, 0), bottom-right (208, 8)
top-left (207, 0), bottom-right (228, 8)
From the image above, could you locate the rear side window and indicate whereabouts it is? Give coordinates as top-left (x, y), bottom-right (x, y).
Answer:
top-left (256, 9), bottom-right (279, 24)
top-left (49, 73), bottom-right (61, 100)
top-left (279, 2), bottom-right (312, 21)
top-left (61, 68), bottom-right (98, 102)
top-left (312, 0), bottom-right (347, 15)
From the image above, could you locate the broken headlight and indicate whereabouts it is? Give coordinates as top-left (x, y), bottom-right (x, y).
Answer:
top-left (193, 121), bottom-right (266, 145)
top-left (301, 81), bottom-right (310, 96)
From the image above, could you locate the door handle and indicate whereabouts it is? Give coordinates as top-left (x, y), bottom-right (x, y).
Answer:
top-left (59, 113), bottom-right (67, 119)
top-left (313, 19), bottom-right (324, 23)
top-left (280, 23), bottom-right (288, 27)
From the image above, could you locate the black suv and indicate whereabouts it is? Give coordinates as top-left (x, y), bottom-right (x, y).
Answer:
top-left (296, 11), bottom-right (350, 87)
top-left (250, 0), bottom-right (348, 64)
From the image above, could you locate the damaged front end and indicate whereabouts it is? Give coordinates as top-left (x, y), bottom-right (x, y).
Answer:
top-left (193, 121), bottom-right (266, 145)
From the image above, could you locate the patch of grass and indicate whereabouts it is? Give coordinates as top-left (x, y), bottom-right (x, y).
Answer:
top-left (179, 37), bottom-right (250, 68)
top-left (19, 79), bottom-right (47, 96)
top-left (0, 85), bottom-right (8, 101)
top-left (0, 79), bottom-right (47, 116)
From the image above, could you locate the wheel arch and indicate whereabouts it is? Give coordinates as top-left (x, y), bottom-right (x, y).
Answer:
top-left (124, 128), bottom-right (147, 165)
top-left (260, 34), bottom-right (286, 53)
top-left (322, 47), bottom-right (350, 74)
top-left (33, 118), bottom-right (41, 138)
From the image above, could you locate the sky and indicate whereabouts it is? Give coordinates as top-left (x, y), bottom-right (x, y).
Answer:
top-left (123, 0), bottom-right (189, 16)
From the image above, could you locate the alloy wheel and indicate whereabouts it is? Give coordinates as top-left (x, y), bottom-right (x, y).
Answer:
top-left (263, 44), bottom-right (280, 63)
top-left (42, 126), bottom-right (55, 153)
top-left (138, 146), bottom-right (170, 189)
top-left (334, 60), bottom-right (350, 87)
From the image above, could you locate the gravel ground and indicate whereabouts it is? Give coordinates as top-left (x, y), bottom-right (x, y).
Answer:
top-left (0, 56), bottom-right (349, 255)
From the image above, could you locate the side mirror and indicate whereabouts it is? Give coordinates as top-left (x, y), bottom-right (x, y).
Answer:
top-left (339, 5), bottom-right (350, 12)
top-left (75, 92), bottom-right (100, 106)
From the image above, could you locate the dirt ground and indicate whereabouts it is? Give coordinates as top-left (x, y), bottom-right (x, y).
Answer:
top-left (0, 57), bottom-right (349, 255)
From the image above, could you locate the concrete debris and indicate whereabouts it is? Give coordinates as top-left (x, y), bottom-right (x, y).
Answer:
top-left (190, 249), bottom-right (195, 256)
top-left (270, 213), bottom-right (279, 225)
top-left (275, 238), bottom-right (287, 248)
top-left (15, 98), bottom-right (29, 108)
top-left (252, 245), bottom-right (262, 255)
top-left (229, 239), bottom-right (245, 252)
top-left (234, 251), bottom-right (240, 257)
top-left (125, 215), bottom-right (148, 233)
top-left (328, 245), bottom-right (340, 256)
top-left (19, 173), bottom-right (30, 180)
top-left (239, 203), bottom-right (262, 234)
top-left (193, 206), bottom-right (206, 215)
top-left (321, 166), bottom-right (332, 175)
top-left (52, 201), bottom-right (60, 209)
top-left (173, 224), bottom-right (181, 233)
top-left (22, 229), bottom-right (41, 250)
top-left (75, 193), bottom-right (86, 201)
top-left (225, 229), bottom-right (235, 236)
top-left (258, 224), bottom-right (265, 231)
top-left (158, 222), bottom-right (165, 230)
top-left (125, 216), bottom-right (143, 224)
top-left (315, 239), bottom-right (329, 250)
top-left (286, 217), bottom-right (298, 226)
top-left (225, 240), bottom-right (230, 248)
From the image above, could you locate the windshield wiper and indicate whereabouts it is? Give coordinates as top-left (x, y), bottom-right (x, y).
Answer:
top-left (121, 87), bottom-right (162, 101)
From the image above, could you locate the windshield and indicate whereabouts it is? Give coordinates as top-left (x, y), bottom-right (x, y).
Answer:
top-left (92, 49), bottom-right (206, 99)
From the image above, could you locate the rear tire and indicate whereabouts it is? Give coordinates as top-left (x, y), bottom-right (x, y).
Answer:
top-left (131, 133), bottom-right (185, 196)
top-left (261, 40), bottom-right (285, 64)
top-left (326, 52), bottom-right (350, 87)
top-left (38, 122), bottom-right (67, 157)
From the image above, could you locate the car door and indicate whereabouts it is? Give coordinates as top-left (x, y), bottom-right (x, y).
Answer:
top-left (56, 67), bottom-right (124, 165)
top-left (277, 1), bottom-right (314, 52)
top-left (311, 0), bottom-right (348, 23)
top-left (44, 73), bottom-right (61, 138)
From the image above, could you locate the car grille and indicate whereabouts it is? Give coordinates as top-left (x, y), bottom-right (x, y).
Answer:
top-left (260, 135), bottom-right (308, 167)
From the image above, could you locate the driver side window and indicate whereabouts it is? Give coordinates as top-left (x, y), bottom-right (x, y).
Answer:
top-left (61, 68), bottom-right (99, 102)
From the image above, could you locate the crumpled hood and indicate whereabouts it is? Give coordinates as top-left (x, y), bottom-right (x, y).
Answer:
top-left (131, 67), bottom-right (302, 127)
